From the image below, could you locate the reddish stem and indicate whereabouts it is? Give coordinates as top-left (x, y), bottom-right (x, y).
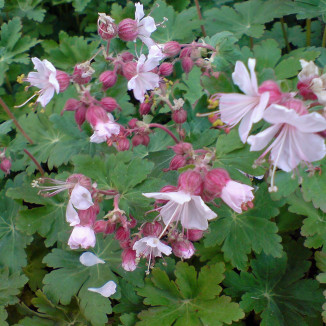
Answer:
top-left (180, 42), bottom-right (216, 52)
top-left (23, 149), bottom-right (44, 176)
top-left (194, 0), bottom-right (207, 37)
top-left (148, 123), bottom-right (179, 144)
top-left (97, 189), bottom-right (119, 196)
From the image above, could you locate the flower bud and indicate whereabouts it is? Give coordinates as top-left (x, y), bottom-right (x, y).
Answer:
top-left (179, 47), bottom-right (192, 58)
top-left (168, 155), bottom-right (187, 171)
top-left (164, 41), bottom-right (181, 57)
top-left (283, 99), bottom-right (308, 115)
top-left (63, 98), bottom-right (80, 112)
top-left (121, 248), bottom-right (137, 271)
top-left (122, 61), bottom-right (137, 80)
top-left (172, 108), bottom-right (187, 124)
top-left (128, 118), bottom-right (138, 128)
top-left (66, 174), bottom-right (92, 190)
top-left (0, 158), bottom-right (11, 174)
top-left (258, 80), bottom-right (282, 105)
top-left (115, 226), bottom-right (130, 242)
top-left (105, 220), bottom-right (117, 234)
top-left (139, 102), bottom-right (152, 115)
top-left (132, 134), bottom-right (143, 147)
top-left (203, 168), bottom-right (230, 200)
top-left (159, 62), bottom-right (174, 76)
top-left (181, 57), bottom-right (194, 74)
top-left (186, 229), bottom-right (204, 241)
top-left (94, 220), bottom-right (108, 233)
top-left (172, 239), bottom-right (195, 259)
top-left (142, 134), bottom-right (150, 146)
top-left (86, 105), bottom-right (108, 126)
top-left (118, 18), bottom-right (138, 41)
top-left (99, 70), bottom-right (117, 90)
top-left (170, 142), bottom-right (192, 155)
top-left (79, 203), bottom-right (99, 226)
top-left (56, 70), bottom-right (70, 92)
top-left (74, 106), bottom-right (87, 129)
top-left (98, 21), bottom-right (118, 40)
top-left (100, 97), bottom-right (118, 112)
top-left (142, 221), bottom-right (163, 237)
top-left (121, 51), bottom-right (134, 62)
top-left (178, 170), bottom-right (203, 196)
top-left (116, 138), bottom-right (130, 151)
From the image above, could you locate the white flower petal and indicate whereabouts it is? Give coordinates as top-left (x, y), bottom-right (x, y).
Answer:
top-left (70, 184), bottom-right (93, 210)
top-left (247, 124), bottom-right (280, 151)
top-left (88, 280), bottom-right (117, 297)
top-left (68, 226), bottom-right (96, 250)
top-left (135, 2), bottom-right (145, 21)
top-left (143, 191), bottom-right (192, 204)
top-left (232, 59), bottom-right (257, 96)
top-left (80, 252), bottom-right (105, 266)
top-left (66, 200), bottom-right (80, 226)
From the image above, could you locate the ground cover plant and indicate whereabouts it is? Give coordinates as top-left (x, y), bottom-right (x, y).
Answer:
top-left (1, 0), bottom-right (326, 325)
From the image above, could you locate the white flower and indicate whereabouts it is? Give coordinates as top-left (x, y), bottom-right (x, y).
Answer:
top-left (66, 184), bottom-right (93, 226)
top-left (219, 58), bottom-right (270, 143)
top-left (79, 252), bottom-right (105, 266)
top-left (135, 2), bottom-right (156, 47)
top-left (221, 181), bottom-right (254, 214)
top-left (90, 113), bottom-right (120, 143)
top-left (128, 54), bottom-right (160, 102)
top-left (143, 191), bottom-right (217, 230)
top-left (133, 236), bottom-right (172, 258)
top-left (88, 280), bottom-right (117, 297)
top-left (68, 225), bottom-right (96, 249)
top-left (298, 59), bottom-right (319, 82)
top-left (26, 57), bottom-right (60, 107)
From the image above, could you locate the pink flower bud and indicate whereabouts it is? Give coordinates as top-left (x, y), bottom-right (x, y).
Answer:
top-left (181, 57), bottom-right (194, 74)
top-left (105, 220), bottom-right (117, 234)
top-left (118, 18), bottom-right (138, 41)
top-left (116, 138), bottom-right (130, 151)
top-left (186, 229), bottom-right (204, 241)
top-left (159, 63), bottom-right (174, 76)
top-left (63, 98), bottom-right (80, 112)
top-left (203, 168), bottom-right (230, 200)
top-left (99, 70), bottom-right (117, 90)
top-left (172, 239), bottom-right (195, 259)
top-left (75, 106), bottom-right (87, 129)
top-left (179, 47), bottom-right (192, 58)
top-left (258, 80), bottom-right (282, 105)
top-left (0, 158), bottom-right (11, 174)
top-left (122, 61), bottom-right (137, 80)
top-left (79, 203), bottom-right (99, 226)
top-left (178, 170), bottom-right (203, 196)
top-left (168, 155), bottom-right (187, 171)
top-left (172, 108), bottom-right (187, 124)
top-left (121, 248), bottom-right (137, 271)
top-left (120, 240), bottom-right (130, 249)
top-left (121, 51), bottom-right (134, 62)
top-left (297, 80), bottom-right (318, 100)
top-left (56, 70), bottom-right (70, 92)
top-left (283, 98), bottom-right (308, 115)
top-left (100, 97), bottom-right (118, 112)
top-left (72, 64), bottom-right (93, 84)
top-left (66, 174), bottom-right (92, 190)
top-left (164, 41), bottom-right (181, 57)
top-left (128, 118), bottom-right (138, 128)
top-left (115, 226), bottom-right (130, 241)
top-left (142, 134), bottom-right (150, 146)
top-left (94, 220), bottom-right (108, 233)
top-left (98, 21), bottom-right (118, 40)
top-left (132, 134), bottom-right (143, 147)
top-left (170, 142), bottom-right (192, 155)
top-left (142, 221), bottom-right (163, 237)
top-left (139, 102), bottom-right (152, 115)
top-left (86, 105), bottom-right (108, 126)
top-left (160, 185), bottom-right (178, 192)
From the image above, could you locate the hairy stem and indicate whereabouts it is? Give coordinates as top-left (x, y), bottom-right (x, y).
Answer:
top-left (280, 18), bottom-right (291, 52)
top-left (194, 0), bottom-right (207, 37)
top-left (0, 97), bottom-right (34, 144)
top-left (148, 123), bottom-right (179, 143)
top-left (24, 149), bottom-right (45, 176)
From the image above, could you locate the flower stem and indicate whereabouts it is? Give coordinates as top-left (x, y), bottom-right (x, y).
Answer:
top-left (306, 19), bottom-right (311, 46)
top-left (322, 25), bottom-right (326, 47)
top-left (148, 123), bottom-right (179, 143)
top-left (280, 18), bottom-right (291, 52)
top-left (24, 149), bottom-right (45, 176)
top-left (194, 0), bottom-right (207, 37)
top-left (0, 97), bottom-right (34, 144)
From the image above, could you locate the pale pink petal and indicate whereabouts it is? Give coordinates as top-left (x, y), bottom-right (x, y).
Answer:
top-left (248, 58), bottom-right (258, 95)
top-left (238, 110), bottom-right (254, 143)
top-left (143, 191), bottom-right (192, 204)
top-left (88, 280), bottom-right (117, 297)
top-left (251, 91), bottom-right (270, 123)
top-left (293, 112), bottom-right (326, 133)
top-left (247, 124), bottom-right (280, 151)
top-left (43, 59), bottom-right (56, 74)
top-left (68, 226), bottom-right (96, 249)
top-left (263, 104), bottom-right (299, 125)
top-left (48, 73), bottom-right (60, 93)
top-left (80, 252), bottom-right (105, 266)
top-left (31, 57), bottom-right (46, 74)
top-left (156, 241), bottom-right (172, 256)
top-left (66, 200), bottom-right (80, 226)
top-left (160, 201), bottom-right (181, 225)
top-left (37, 87), bottom-right (55, 107)
top-left (138, 16), bottom-right (156, 37)
top-left (232, 60), bottom-right (257, 96)
top-left (135, 2), bottom-right (145, 21)
top-left (70, 184), bottom-right (93, 210)
top-left (26, 72), bottom-right (48, 88)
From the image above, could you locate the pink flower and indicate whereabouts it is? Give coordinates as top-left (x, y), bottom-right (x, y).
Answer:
top-left (90, 113), bottom-right (120, 143)
top-left (133, 236), bottom-right (172, 258)
top-left (219, 58), bottom-right (270, 142)
top-left (68, 225), bottom-right (96, 249)
top-left (143, 191), bottom-right (217, 231)
top-left (247, 103), bottom-right (326, 191)
top-left (221, 181), bottom-right (254, 213)
top-left (26, 57), bottom-right (60, 107)
top-left (127, 54), bottom-right (160, 102)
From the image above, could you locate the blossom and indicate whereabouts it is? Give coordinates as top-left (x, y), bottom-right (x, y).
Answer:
top-left (79, 252), bottom-right (105, 266)
top-left (219, 58), bottom-right (270, 142)
top-left (127, 54), bottom-right (160, 102)
top-left (26, 57), bottom-right (60, 107)
top-left (220, 181), bottom-right (254, 214)
top-left (135, 2), bottom-right (156, 46)
top-left (89, 113), bottom-right (120, 143)
top-left (133, 236), bottom-right (172, 258)
top-left (68, 225), bottom-right (96, 249)
top-left (143, 191), bottom-right (217, 230)
top-left (88, 280), bottom-right (117, 297)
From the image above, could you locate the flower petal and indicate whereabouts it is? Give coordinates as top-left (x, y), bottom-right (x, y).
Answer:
top-left (66, 200), bottom-right (80, 226)
top-left (79, 252), bottom-right (105, 266)
top-left (143, 191), bottom-right (192, 204)
top-left (232, 59), bottom-right (257, 96)
top-left (247, 124), bottom-right (281, 151)
top-left (70, 184), bottom-right (93, 210)
top-left (37, 87), bottom-right (55, 107)
top-left (135, 2), bottom-right (145, 21)
top-left (88, 280), bottom-right (117, 297)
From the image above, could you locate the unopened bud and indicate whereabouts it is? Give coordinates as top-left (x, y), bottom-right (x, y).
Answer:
top-left (172, 108), bottom-right (187, 124)
top-left (186, 229), bottom-right (204, 241)
top-left (62, 98), bottom-right (80, 113)
top-left (116, 138), bottom-right (130, 151)
top-left (164, 41), bottom-right (181, 57)
top-left (128, 118), bottom-right (138, 128)
top-left (74, 106), bottom-right (87, 129)
top-left (66, 174), bottom-right (92, 190)
top-left (86, 105), bottom-right (108, 126)
top-left (56, 70), bottom-right (70, 92)
top-left (121, 248), bottom-right (137, 271)
top-left (118, 18), bottom-right (138, 41)
top-left (258, 80), bottom-right (283, 105)
top-left (100, 97), bottom-right (118, 112)
top-left (99, 70), bottom-right (117, 90)
top-left (159, 62), bottom-right (174, 76)
top-left (139, 102), bottom-right (152, 115)
top-left (179, 47), bottom-right (192, 58)
top-left (178, 170), bottom-right (203, 196)
top-left (122, 61), bottom-right (137, 80)
top-left (0, 158), bottom-right (11, 175)
top-left (94, 220), bottom-right (108, 233)
top-left (181, 57), bottom-right (194, 74)
top-left (115, 226), bottom-right (130, 241)
top-left (170, 142), bottom-right (192, 155)
top-left (142, 221), bottom-right (163, 237)
top-left (203, 168), bottom-right (230, 200)
top-left (121, 51), bottom-right (134, 62)
top-left (172, 239), bottom-right (195, 259)
top-left (168, 155), bottom-right (187, 171)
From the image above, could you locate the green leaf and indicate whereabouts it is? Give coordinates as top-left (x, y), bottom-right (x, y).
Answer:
top-left (224, 244), bottom-right (324, 326)
top-left (204, 184), bottom-right (282, 269)
top-left (137, 262), bottom-right (244, 326)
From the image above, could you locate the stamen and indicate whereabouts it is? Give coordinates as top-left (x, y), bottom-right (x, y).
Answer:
top-left (14, 93), bottom-right (38, 108)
